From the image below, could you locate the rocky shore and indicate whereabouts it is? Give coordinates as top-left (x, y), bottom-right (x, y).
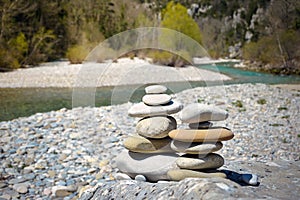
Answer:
top-left (0, 83), bottom-right (299, 199)
top-left (0, 58), bottom-right (230, 88)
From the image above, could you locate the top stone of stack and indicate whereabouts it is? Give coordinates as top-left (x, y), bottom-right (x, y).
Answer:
top-left (179, 103), bottom-right (228, 123)
top-left (145, 85), bottom-right (168, 94)
top-left (128, 84), bottom-right (183, 117)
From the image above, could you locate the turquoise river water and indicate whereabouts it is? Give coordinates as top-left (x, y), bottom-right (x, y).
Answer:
top-left (0, 63), bottom-right (299, 121)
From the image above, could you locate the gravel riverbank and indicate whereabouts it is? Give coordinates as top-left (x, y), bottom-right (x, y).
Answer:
top-left (0, 58), bottom-right (230, 88)
top-left (0, 83), bottom-right (299, 199)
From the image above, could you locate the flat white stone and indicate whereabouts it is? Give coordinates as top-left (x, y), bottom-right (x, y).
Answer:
top-left (115, 173), bottom-right (132, 180)
top-left (171, 141), bottom-right (223, 154)
top-left (145, 85), bottom-right (167, 94)
top-left (179, 103), bottom-right (228, 123)
top-left (176, 153), bottom-right (224, 170)
top-left (116, 150), bottom-right (179, 181)
top-left (128, 100), bottom-right (183, 117)
top-left (142, 94), bottom-right (172, 106)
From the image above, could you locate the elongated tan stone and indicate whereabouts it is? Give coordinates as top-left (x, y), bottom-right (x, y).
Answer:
top-left (167, 169), bottom-right (226, 181)
top-left (123, 135), bottom-right (173, 153)
top-left (168, 128), bottom-right (234, 142)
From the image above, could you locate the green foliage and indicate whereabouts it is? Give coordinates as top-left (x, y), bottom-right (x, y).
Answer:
top-left (0, 0), bottom-right (144, 70)
top-left (278, 106), bottom-right (288, 111)
top-left (232, 100), bottom-right (243, 108)
top-left (257, 98), bottom-right (267, 105)
top-left (0, 48), bottom-right (20, 70)
top-left (9, 33), bottom-right (28, 57)
top-left (66, 45), bottom-right (89, 64)
top-left (243, 30), bottom-right (300, 74)
top-left (161, 1), bottom-right (202, 44)
top-left (146, 49), bottom-right (191, 67)
top-left (0, 32), bottom-right (29, 69)
top-left (26, 27), bottom-right (56, 65)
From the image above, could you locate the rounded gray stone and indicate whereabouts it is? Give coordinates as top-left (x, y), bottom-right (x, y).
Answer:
top-left (179, 103), bottom-right (228, 123)
top-left (136, 116), bottom-right (177, 139)
top-left (171, 141), bottom-right (223, 154)
top-left (116, 150), bottom-right (179, 181)
top-left (145, 85), bottom-right (167, 94)
top-left (188, 121), bottom-right (213, 129)
top-left (13, 182), bottom-right (29, 194)
top-left (142, 94), bottom-right (172, 106)
top-left (128, 100), bottom-right (183, 117)
top-left (176, 153), bottom-right (224, 170)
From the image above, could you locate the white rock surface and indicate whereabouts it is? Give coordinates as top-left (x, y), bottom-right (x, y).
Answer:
top-left (142, 94), bottom-right (172, 106)
top-left (176, 153), bottom-right (224, 170)
top-left (136, 116), bottom-right (177, 138)
top-left (171, 141), bottom-right (223, 154)
top-left (116, 150), bottom-right (179, 181)
top-left (145, 85), bottom-right (168, 94)
top-left (128, 101), bottom-right (183, 117)
top-left (180, 103), bottom-right (228, 123)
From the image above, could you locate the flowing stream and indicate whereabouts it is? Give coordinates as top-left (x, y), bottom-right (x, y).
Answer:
top-left (1, 63), bottom-right (299, 121)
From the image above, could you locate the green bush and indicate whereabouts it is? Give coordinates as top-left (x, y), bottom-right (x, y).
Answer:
top-left (0, 48), bottom-right (20, 70)
top-left (161, 1), bottom-right (202, 44)
top-left (0, 32), bottom-right (29, 70)
top-left (146, 49), bottom-right (191, 67)
top-left (66, 45), bottom-right (89, 64)
top-left (243, 30), bottom-right (300, 74)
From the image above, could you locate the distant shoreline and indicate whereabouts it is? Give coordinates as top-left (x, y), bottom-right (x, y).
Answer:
top-left (0, 58), bottom-right (231, 88)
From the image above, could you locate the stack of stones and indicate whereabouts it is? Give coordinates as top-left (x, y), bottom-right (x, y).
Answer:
top-left (167, 103), bottom-right (234, 181)
top-left (116, 84), bottom-right (234, 182)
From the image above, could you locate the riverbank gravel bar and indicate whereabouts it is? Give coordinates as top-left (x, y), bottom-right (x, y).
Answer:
top-left (0, 58), bottom-right (230, 88)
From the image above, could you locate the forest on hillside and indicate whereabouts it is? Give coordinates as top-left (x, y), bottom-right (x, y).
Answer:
top-left (0, 0), bottom-right (299, 74)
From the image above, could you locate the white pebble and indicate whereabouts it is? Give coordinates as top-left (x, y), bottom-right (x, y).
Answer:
top-left (241, 174), bottom-right (258, 185)
top-left (115, 173), bottom-right (132, 180)
top-left (135, 175), bottom-right (147, 182)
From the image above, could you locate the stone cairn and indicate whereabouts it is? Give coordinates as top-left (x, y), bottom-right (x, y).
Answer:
top-left (116, 84), bottom-right (234, 182)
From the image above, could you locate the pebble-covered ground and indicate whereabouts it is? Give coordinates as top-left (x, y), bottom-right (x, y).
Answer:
top-left (0, 58), bottom-right (229, 88)
top-left (0, 83), bottom-right (299, 199)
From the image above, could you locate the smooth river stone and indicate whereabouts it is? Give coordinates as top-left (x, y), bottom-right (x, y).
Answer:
top-left (142, 94), bottom-right (172, 106)
top-left (180, 103), bottom-right (228, 123)
top-left (116, 150), bottom-right (179, 181)
top-left (123, 135), bottom-right (173, 153)
top-left (136, 116), bottom-right (177, 139)
top-left (188, 121), bottom-right (213, 129)
top-left (145, 85), bottom-right (167, 94)
top-left (167, 169), bottom-right (226, 181)
top-left (128, 100), bottom-right (183, 117)
top-left (176, 153), bottom-right (224, 170)
top-left (168, 128), bottom-right (234, 142)
top-left (171, 141), bottom-right (223, 154)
